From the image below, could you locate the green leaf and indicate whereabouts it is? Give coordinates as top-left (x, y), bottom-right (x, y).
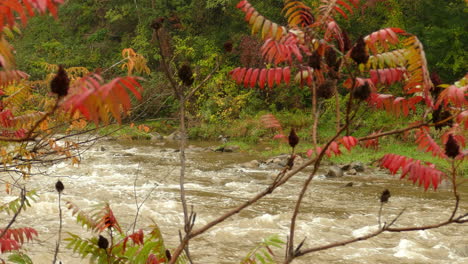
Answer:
top-left (7, 252), bottom-right (33, 264)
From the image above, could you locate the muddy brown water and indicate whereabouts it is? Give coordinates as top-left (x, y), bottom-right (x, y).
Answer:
top-left (3, 139), bottom-right (467, 263)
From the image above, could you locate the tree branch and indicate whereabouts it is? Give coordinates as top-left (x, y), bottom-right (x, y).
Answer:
top-left (0, 188), bottom-right (26, 239)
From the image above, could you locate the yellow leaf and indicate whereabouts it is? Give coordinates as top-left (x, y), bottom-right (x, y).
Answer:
top-left (252, 15), bottom-right (264, 35)
top-left (261, 20), bottom-right (271, 39)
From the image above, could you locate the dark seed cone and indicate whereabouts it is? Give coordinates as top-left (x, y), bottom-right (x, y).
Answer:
top-left (97, 235), bottom-right (109, 249)
top-left (165, 249), bottom-right (172, 261)
top-left (350, 36), bottom-right (369, 65)
top-left (380, 189), bottom-right (391, 203)
top-left (445, 134), bottom-right (460, 159)
top-left (340, 30), bottom-right (352, 53)
top-left (430, 71), bottom-right (443, 99)
top-left (288, 128), bottom-right (299, 149)
top-left (353, 82), bottom-right (371, 100)
top-left (325, 48), bottom-right (338, 69)
top-left (55, 180), bottom-right (64, 193)
top-left (151, 17), bottom-right (165, 31)
top-left (223, 41), bottom-right (233, 53)
top-left (317, 80), bottom-right (335, 99)
top-left (432, 108), bottom-right (453, 130)
top-left (430, 71), bottom-right (442, 87)
top-left (178, 64), bottom-right (194, 86)
top-left (308, 51), bottom-right (321, 70)
top-left (50, 65), bottom-right (70, 97)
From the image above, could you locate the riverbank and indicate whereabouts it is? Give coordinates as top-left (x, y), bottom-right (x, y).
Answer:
top-left (91, 117), bottom-right (466, 178)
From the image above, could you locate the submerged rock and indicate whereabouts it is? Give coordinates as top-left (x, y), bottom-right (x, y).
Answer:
top-left (326, 166), bottom-right (344, 178)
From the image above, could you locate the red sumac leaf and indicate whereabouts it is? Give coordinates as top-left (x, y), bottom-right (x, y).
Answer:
top-left (268, 68), bottom-right (276, 89)
top-left (236, 0), bottom-right (248, 9)
top-left (275, 67), bottom-right (282, 85)
top-left (243, 68), bottom-right (253, 88)
top-left (250, 68), bottom-right (259, 88)
top-left (259, 68), bottom-right (267, 89)
top-left (283, 67), bottom-right (291, 84)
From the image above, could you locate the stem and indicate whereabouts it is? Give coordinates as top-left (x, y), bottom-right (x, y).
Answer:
top-left (311, 83), bottom-right (317, 147)
top-left (52, 192), bottom-right (63, 264)
top-left (178, 95), bottom-right (189, 230)
top-left (286, 125), bottom-right (348, 263)
top-left (378, 203), bottom-right (383, 228)
top-left (449, 159), bottom-right (459, 221)
top-left (108, 229), bottom-right (113, 264)
top-left (169, 154), bottom-right (323, 263)
top-left (0, 188), bottom-right (26, 239)
top-left (334, 80), bottom-right (340, 133)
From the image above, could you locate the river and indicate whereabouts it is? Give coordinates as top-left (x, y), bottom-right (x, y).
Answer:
top-left (5, 138), bottom-right (467, 263)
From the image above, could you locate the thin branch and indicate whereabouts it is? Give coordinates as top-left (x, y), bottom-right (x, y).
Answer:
top-left (152, 28), bottom-right (180, 96)
top-left (130, 167), bottom-right (158, 234)
top-left (102, 57), bottom-right (129, 74)
top-left (52, 190), bottom-right (63, 264)
top-left (378, 203), bottom-right (384, 228)
top-left (295, 228), bottom-right (385, 257)
top-left (0, 188), bottom-right (26, 239)
top-left (0, 99), bottom-right (60, 142)
top-left (449, 158), bottom-right (459, 221)
top-left (358, 112), bottom-right (460, 142)
top-left (286, 124), bottom-right (348, 262)
top-left (185, 57), bottom-right (221, 100)
top-left (295, 207), bottom-right (465, 258)
top-left (168, 152), bottom-right (324, 263)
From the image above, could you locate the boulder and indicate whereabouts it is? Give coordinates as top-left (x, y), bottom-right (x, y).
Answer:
top-left (326, 166), bottom-right (344, 178)
top-left (241, 160), bottom-right (260, 169)
top-left (343, 182), bottom-right (353, 187)
top-left (224, 145), bottom-right (240, 152)
top-left (165, 131), bottom-right (186, 141)
top-left (341, 164), bottom-right (351, 171)
top-left (437, 179), bottom-right (453, 190)
top-left (346, 169), bottom-right (357, 175)
top-left (150, 132), bottom-right (164, 141)
top-left (351, 162), bottom-right (365, 172)
top-left (214, 146), bottom-right (230, 152)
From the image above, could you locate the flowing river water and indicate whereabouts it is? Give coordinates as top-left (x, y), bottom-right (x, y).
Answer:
top-left (5, 138), bottom-right (468, 263)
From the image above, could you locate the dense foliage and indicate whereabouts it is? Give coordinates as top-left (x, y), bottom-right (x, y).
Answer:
top-left (13, 0), bottom-right (466, 125)
top-left (0, 0), bottom-right (466, 263)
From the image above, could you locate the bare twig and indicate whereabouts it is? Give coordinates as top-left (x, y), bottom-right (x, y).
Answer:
top-left (378, 202), bottom-right (384, 228)
top-left (52, 188), bottom-right (63, 264)
top-left (130, 167), bottom-right (158, 234)
top-left (295, 205), bottom-right (464, 259)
